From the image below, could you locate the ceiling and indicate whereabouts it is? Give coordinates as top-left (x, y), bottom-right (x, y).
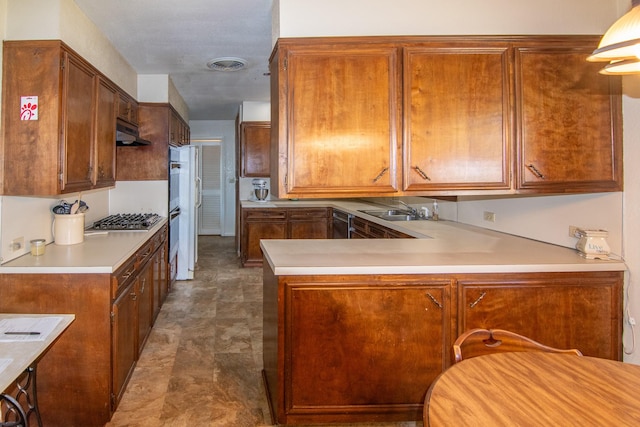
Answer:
top-left (74, 0), bottom-right (273, 120)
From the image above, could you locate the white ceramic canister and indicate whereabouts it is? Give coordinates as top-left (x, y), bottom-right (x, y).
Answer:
top-left (53, 213), bottom-right (85, 245)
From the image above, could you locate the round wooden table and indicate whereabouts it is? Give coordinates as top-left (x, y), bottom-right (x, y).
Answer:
top-left (425, 352), bottom-right (640, 426)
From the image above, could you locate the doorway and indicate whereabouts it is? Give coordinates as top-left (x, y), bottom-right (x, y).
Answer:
top-left (195, 141), bottom-right (223, 235)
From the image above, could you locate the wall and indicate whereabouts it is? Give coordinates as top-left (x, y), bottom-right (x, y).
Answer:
top-left (276, 0), bottom-right (640, 362)
top-left (189, 120), bottom-right (236, 236)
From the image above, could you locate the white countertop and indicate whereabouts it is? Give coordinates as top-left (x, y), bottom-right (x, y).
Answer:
top-left (0, 313), bottom-right (75, 392)
top-left (0, 219), bottom-right (167, 274)
top-left (248, 199), bottom-right (627, 275)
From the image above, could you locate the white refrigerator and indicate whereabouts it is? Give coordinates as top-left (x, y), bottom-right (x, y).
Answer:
top-left (176, 145), bottom-right (201, 280)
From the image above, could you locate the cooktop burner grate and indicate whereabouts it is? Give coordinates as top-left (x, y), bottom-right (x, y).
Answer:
top-left (90, 213), bottom-right (162, 231)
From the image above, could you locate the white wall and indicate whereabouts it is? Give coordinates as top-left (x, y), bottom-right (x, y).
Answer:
top-left (189, 120), bottom-right (236, 236)
top-left (137, 74), bottom-right (189, 121)
top-left (276, 0), bottom-right (640, 362)
top-left (276, 0), bottom-right (621, 37)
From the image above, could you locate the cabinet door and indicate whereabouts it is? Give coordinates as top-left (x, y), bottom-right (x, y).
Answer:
top-left (112, 280), bottom-right (137, 408)
top-left (61, 51), bottom-right (96, 193)
top-left (241, 209), bottom-right (287, 267)
top-left (240, 121), bottom-right (271, 177)
top-left (285, 281), bottom-right (450, 421)
top-left (515, 42), bottom-right (622, 192)
top-left (273, 42), bottom-right (401, 197)
top-left (287, 208), bottom-right (329, 239)
top-left (94, 77), bottom-right (117, 188)
top-left (457, 272), bottom-right (623, 360)
top-left (137, 261), bottom-right (153, 354)
top-left (404, 46), bottom-right (510, 190)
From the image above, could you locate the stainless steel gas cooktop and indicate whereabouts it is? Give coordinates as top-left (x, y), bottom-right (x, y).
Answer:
top-left (88, 213), bottom-right (162, 231)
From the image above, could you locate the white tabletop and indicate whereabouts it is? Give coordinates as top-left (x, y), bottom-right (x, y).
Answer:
top-left (0, 314), bottom-right (75, 392)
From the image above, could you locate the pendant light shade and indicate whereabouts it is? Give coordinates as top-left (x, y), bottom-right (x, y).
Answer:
top-left (588, 1), bottom-right (640, 74)
top-left (600, 58), bottom-right (640, 75)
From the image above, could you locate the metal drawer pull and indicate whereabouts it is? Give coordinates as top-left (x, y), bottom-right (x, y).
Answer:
top-left (372, 167), bottom-right (389, 183)
top-left (414, 166), bottom-right (431, 181)
top-left (121, 269), bottom-right (135, 281)
top-left (426, 292), bottom-right (442, 308)
top-left (527, 164), bottom-right (545, 179)
top-left (469, 292), bottom-right (487, 308)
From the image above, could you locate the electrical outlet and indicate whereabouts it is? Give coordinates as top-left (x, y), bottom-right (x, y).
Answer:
top-left (10, 237), bottom-right (24, 252)
top-left (483, 211), bottom-right (496, 222)
top-left (569, 226), bottom-right (580, 238)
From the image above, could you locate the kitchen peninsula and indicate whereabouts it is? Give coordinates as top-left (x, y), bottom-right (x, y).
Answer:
top-left (256, 200), bottom-right (626, 425)
top-left (0, 220), bottom-right (168, 427)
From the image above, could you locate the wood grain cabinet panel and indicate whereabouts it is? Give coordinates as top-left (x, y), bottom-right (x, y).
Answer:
top-left (240, 121), bottom-right (271, 177)
top-left (403, 44), bottom-right (511, 191)
top-left (514, 41), bottom-right (623, 193)
top-left (95, 77), bottom-right (118, 187)
top-left (457, 271), bottom-right (622, 360)
top-left (112, 280), bottom-right (137, 410)
top-left (270, 40), bottom-right (401, 198)
top-left (263, 272), bottom-right (453, 424)
top-left (286, 208), bottom-right (330, 239)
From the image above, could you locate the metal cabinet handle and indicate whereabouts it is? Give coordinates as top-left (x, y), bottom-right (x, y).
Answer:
top-left (469, 292), bottom-right (487, 308)
top-left (372, 167), bottom-right (389, 183)
top-left (527, 164), bottom-right (545, 179)
top-left (414, 166), bottom-right (431, 181)
top-left (426, 292), bottom-right (442, 309)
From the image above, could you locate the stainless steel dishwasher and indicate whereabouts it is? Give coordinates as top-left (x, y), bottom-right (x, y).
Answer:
top-left (332, 209), bottom-right (353, 239)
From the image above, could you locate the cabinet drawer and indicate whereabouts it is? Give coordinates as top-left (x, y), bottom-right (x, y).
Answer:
top-left (137, 240), bottom-right (155, 267)
top-left (287, 208), bottom-right (329, 220)
top-left (112, 256), bottom-right (137, 298)
top-left (244, 209), bottom-right (287, 220)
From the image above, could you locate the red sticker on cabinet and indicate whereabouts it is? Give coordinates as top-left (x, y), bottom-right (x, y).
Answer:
top-left (20, 96), bottom-right (38, 120)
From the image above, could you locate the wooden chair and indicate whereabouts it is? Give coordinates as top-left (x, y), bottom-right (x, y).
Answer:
top-left (453, 328), bottom-right (583, 364)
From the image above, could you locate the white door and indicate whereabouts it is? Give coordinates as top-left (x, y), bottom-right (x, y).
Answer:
top-left (198, 142), bottom-right (222, 235)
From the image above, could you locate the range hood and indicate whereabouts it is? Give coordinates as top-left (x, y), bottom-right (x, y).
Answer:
top-left (116, 119), bottom-right (151, 146)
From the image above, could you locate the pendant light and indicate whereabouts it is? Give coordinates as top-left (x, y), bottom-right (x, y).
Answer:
top-left (588, 0), bottom-right (640, 74)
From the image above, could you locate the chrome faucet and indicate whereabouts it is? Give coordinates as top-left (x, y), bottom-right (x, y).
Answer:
top-left (398, 201), bottom-right (418, 217)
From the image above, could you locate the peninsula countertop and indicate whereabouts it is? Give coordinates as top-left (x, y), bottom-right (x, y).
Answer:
top-left (0, 219), bottom-right (167, 274)
top-left (248, 199), bottom-right (627, 275)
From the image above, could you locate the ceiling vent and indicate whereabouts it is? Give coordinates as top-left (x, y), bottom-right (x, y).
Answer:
top-left (206, 57), bottom-right (247, 72)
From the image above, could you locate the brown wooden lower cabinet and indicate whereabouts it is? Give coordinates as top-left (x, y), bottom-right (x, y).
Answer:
top-left (262, 268), bottom-right (623, 425)
top-left (0, 225), bottom-right (168, 427)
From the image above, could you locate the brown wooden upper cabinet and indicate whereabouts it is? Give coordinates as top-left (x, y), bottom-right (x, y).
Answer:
top-left (117, 91), bottom-right (139, 126)
top-left (514, 41), bottom-right (622, 193)
top-left (117, 103), bottom-right (190, 181)
top-left (269, 36), bottom-right (622, 199)
top-left (1, 40), bottom-right (118, 195)
top-left (403, 42), bottom-right (511, 191)
top-left (270, 39), bottom-right (402, 198)
top-left (240, 121), bottom-right (271, 177)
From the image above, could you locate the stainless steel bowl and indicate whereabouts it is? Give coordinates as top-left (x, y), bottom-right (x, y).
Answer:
top-left (254, 188), bottom-right (269, 201)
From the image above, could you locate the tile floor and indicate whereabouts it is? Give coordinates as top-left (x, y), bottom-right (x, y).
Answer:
top-left (106, 236), bottom-right (422, 427)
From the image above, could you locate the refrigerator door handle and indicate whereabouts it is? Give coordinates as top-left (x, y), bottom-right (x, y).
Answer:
top-left (195, 176), bottom-right (203, 208)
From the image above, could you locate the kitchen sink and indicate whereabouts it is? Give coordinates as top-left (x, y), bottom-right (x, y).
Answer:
top-left (358, 209), bottom-right (427, 221)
